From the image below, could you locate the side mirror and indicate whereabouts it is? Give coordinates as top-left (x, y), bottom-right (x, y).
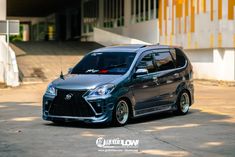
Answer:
top-left (68, 68), bottom-right (73, 74)
top-left (135, 68), bottom-right (148, 76)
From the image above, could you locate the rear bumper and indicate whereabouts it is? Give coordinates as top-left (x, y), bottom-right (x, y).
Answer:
top-left (42, 94), bottom-right (115, 124)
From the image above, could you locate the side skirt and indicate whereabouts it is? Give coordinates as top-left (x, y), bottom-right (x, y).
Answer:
top-left (133, 104), bottom-right (174, 117)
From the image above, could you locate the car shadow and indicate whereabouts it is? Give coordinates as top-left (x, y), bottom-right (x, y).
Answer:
top-left (43, 110), bottom-right (195, 129)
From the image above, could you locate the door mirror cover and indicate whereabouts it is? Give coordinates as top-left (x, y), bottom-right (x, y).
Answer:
top-left (68, 68), bottom-right (73, 74)
top-left (135, 68), bottom-right (148, 76)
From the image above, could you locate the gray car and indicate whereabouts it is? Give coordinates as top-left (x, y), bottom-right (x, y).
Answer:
top-left (42, 44), bottom-right (194, 126)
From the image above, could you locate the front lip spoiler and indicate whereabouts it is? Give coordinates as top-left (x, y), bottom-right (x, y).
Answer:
top-left (46, 115), bottom-right (95, 120)
top-left (43, 113), bottom-right (111, 123)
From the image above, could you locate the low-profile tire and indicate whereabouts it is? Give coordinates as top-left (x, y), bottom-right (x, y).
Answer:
top-left (175, 90), bottom-right (190, 115)
top-left (112, 99), bottom-right (130, 126)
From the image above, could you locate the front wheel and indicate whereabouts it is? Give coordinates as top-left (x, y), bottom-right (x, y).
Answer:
top-left (112, 99), bottom-right (129, 126)
top-left (175, 91), bottom-right (190, 115)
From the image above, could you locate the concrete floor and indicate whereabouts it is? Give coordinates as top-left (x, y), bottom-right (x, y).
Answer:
top-left (0, 81), bottom-right (235, 157)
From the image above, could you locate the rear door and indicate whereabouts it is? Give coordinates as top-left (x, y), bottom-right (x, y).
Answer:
top-left (152, 49), bottom-right (179, 106)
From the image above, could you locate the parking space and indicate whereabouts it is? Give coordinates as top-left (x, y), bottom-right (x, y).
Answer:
top-left (0, 81), bottom-right (235, 157)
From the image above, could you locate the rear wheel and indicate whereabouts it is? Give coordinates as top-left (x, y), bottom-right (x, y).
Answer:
top-left (175, 91), bottom-right (190, 115)
top-left (112, 99), bottom-right (129, 126)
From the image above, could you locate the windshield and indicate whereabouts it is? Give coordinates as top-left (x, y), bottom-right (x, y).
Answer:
top-left (71, 52), bottom-right (136, 75)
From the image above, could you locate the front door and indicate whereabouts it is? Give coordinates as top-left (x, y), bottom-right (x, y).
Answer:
top-left (131, 52), bottom-right (159, 115)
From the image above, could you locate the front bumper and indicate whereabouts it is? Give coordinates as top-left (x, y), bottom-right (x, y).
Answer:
top-left (42, 94), bottom-right (116, 124)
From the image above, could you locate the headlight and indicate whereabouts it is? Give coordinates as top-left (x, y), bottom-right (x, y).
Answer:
top-left (88, 84), bottom-right (115, 97)
top-left (46, 83), bottom-right (56, 96)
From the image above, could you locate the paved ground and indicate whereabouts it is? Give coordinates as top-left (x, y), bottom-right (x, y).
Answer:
top-left (0, 81), bottom-right (235, 157)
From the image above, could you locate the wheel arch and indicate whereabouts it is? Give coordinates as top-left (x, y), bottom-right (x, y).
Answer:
top-left (175, 82), bottom-right (192, 106)
top-left (117, 96), bottom-right (134, 118)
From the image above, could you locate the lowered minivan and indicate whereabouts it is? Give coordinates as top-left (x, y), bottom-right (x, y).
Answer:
top-left (42, 44), bottom-right (194, 126)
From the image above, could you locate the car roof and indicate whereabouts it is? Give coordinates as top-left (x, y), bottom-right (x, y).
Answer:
top-left (92, 44), bottom-right (182, 53)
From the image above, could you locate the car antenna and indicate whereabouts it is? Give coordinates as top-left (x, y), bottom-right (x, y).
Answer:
top-left (59, 45), bottom-right (64, 80)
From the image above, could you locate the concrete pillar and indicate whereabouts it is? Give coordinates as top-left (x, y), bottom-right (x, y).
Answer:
top-left (116, 0), bottom-right (118, 25)
top-left (153, 0), bottom-right (156, 19)
top-left (0, 0), bottom-right (6, 83)
top-left (138, 0), bottom-right (141, 22)
top-left (143, 0), bottom-right (146, 21)
top-left (148, 0), bottom-right (151, 20)
top-left (22, 24), bottom-right (30, 41)
top-left (132, 0), bottom-right (136, 23)
top-left (98, 0), bottom-right (104, 27)
top-left (0, 0), bottom-right (6, 39)
top-left (124, 0), bottom-right (131, 27)
top-left (0, 0), bottom-right (6, 20)
top-left (112, 0), bottom-right (115, 26)
top-left (109, 0), bottom-right (112, 27)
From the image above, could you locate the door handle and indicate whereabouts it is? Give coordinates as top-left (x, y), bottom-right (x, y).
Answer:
top-left (152, 76), bottom-right (158, 80)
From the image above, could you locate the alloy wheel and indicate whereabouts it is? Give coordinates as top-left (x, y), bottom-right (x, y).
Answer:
top-left (115, 100), bottom-right (129, 125)
top-left (180, 92), bottom-right (190, 114)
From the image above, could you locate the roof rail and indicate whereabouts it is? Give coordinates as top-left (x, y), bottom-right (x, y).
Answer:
top-left (140, 45), bottom-right (147, 48)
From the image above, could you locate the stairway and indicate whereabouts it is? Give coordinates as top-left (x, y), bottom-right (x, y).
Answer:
top-left (11, 41), bottom-right (103, 83)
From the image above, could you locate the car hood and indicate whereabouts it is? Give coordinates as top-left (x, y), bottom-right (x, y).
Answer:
top-left (52, 74), bottom-right (122, 90)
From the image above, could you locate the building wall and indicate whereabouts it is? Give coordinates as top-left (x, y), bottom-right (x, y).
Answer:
top-left (104, 19), bottom-right (159, 44)
top-left (185, 48), bottom-right (235, 81)
top-left (81, 0), bottom-right (160, 44)
top-left (158, 0), bottom-right (235, 49)
top-left (158, 0), bottom-right (235, 81)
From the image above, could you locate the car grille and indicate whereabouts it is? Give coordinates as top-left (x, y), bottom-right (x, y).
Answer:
top-left (48, 89), bottom-right (95, 117)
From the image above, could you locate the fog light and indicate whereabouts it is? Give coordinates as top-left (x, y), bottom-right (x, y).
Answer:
top-left (90, 101), bottom-right (103, 113)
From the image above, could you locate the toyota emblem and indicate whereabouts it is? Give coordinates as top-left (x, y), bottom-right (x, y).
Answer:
top-left (65, 93), bottom-right (73, 100)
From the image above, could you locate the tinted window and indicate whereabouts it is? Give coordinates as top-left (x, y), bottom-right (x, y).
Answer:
top-left (138, 53), bottom-right (156, 73)
top-left (153, 51), bottom-right (175, 71)
top-left (170, 49), bottom-right (176, 61)
top-left (175, 48), bottom-right (186, 67)
top-left (72, 52), bottom-right (136, 75)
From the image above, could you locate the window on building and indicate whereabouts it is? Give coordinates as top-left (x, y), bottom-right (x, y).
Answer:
top-left (131, 0), bottom-right (158, 23)
top-left (103, 0), bottom-right (124, 28)
top-left (83, 0), bottom-right (99, 34)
